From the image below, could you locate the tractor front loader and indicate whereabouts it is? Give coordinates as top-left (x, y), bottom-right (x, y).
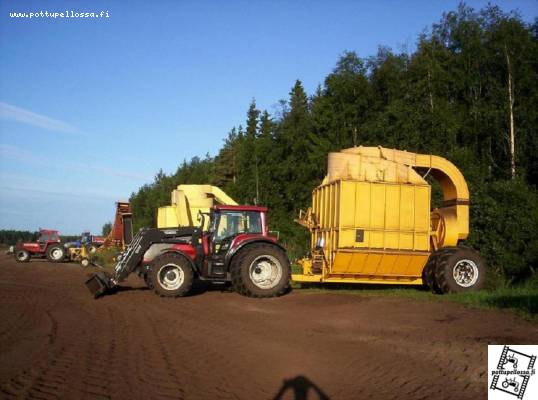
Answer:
top-left (86, 205), bottom-right (291, 299)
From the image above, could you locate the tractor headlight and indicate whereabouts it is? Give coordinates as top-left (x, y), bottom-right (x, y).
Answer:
top-left (316, 237), bottom-right (325, 249)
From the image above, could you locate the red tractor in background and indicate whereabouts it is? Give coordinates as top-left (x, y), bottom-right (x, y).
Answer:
top-left (14, 229), bottom-right (66, 263)
top-left (86, 205), bottom-right (291, 298)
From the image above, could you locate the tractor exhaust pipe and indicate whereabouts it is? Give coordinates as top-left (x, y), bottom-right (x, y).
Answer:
top-left (85, 271), bottom-right (116, 298)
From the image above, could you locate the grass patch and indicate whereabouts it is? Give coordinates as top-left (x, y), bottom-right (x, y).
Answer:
top-left (446, 287), bottom-right (538, 320)
top-left (89, 247), bottom-right (120, 271)
top-left (293, 281), bottom-right (538, 321)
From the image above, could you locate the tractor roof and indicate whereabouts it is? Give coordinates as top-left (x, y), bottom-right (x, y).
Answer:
top-left (214, 205), bottom-right (268, 212)
top-left (39, 229), bottom-right (59, 234)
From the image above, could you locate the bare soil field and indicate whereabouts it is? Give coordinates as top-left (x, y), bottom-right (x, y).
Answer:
top-left (0, 253), bottom-right (535, 400)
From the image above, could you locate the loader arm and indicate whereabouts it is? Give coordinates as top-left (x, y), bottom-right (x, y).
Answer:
top-left (85, 227), bottom-right (196, 297)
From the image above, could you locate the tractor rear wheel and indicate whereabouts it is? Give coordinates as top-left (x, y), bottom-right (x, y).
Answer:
top-left (149, 253), bottom-right (193, 297)
top-left (15, 249), bottom-right (30, 263)
top-left (46, 245), bottom-right (65, 263)
top-left (230, 243), bottom-right (290, 298)
top-left (433, 247), bottom-right (486, 293)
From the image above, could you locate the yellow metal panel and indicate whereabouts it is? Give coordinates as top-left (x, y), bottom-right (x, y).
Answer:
top-left (385, 184), bottom-right (400, 230)
top-left (356, 182), bottom-right (370, 227)
top-left (371, 184), bottom-right (385, 229)
top-left (415, 186), bottom-right (430, 231)
top-left (329, 250), bottom-right (429, 278)
top-left (400, 185), bottom-right (415, 231)
top-left (157, 206), bottom-right (180, 228)
top-left (370, 231), bottom-right (384, 249)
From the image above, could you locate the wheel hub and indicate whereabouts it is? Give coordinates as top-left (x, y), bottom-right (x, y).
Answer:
top-left (453, 259), bottom-right (479, 288)
top-left (249, 255), bottom-right (283, 289)
top-left (158, 264), bottom-right (184, 290)
top-left (51, 249), bottom-right (62, 259)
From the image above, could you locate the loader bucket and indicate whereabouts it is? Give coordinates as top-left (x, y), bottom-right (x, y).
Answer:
top-left (85, 271), bottom-right (114, 298)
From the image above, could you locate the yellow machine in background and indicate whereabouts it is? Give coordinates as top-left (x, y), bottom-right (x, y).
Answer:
top-left (293, 146), bottom-right (485, 293)
top-left (157, 185), bottom-right (237, 229)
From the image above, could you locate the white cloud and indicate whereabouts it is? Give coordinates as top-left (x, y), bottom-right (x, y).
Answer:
top-left (0, 185), bottom-right (118, 201)
top-left (0, 144), bottom-right (150, 181)
top-left (0, 102), bottom-right (79, 134)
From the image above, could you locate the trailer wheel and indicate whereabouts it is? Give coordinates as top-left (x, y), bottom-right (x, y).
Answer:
top-left (149, 253), bottom-right (193, 297)
top-left (422, 248), bottom-right (452, 294)
top-left (46, 245), bottom-right (65, 262)
top-left (434, 247), bottom-right (486, 293)
top-left (231, 243), bottom-right (291, 298)
top-left (15, 249), bottom-right (30, 263)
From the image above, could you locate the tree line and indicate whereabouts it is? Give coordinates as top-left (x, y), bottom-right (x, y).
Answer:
top-left (0, 230), bottom-right (81, 245)
top-left (130, 4), bottom-right (538, 284)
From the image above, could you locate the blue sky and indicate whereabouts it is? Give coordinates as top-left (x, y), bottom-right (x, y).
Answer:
top-left (1, 0), bottom-right (536, 234)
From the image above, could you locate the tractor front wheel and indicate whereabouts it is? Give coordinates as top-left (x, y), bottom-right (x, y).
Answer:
top-left (15, 249), bottom-right (30, 263)
top-left (231, 243), bottom-right (291, 298)
top-left (46, 245), bottom-right (65, 263)
top-left (149, 253), bottom-right (193, 297)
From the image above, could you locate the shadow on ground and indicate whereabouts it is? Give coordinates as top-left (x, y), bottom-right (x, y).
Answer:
top-left (273, 376), bottom-right (330, 400)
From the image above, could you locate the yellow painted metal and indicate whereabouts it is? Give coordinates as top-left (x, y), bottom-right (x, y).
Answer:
top-left (68, 245), bottom-right (89, 263)
top-left (295, 146), bottom-right (470, 286)
top-left (292, 273), bottom-right (423, 285)
top-left (157, 185), bottom-right (237, 228)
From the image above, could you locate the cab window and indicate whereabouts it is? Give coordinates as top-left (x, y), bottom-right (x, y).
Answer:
top-left (215, 211), bottom-right (262, 241)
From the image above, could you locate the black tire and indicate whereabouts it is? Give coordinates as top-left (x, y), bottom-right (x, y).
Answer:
top-left (230, 243), bottom-right (291, 298)
top-left (143, 273), bottom-right (154, 290)
top-left (433, 247), bottom-right (486, 293)
top-left (15, 249), bottom-right (30, 263)
top-left (149, 252), bottom-right (193, 297)
top-left (46, 244), bottom-right (65, 262)
top-left (422, 248), bottom-right (453, 294)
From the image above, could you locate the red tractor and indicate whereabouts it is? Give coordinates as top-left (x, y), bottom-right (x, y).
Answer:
top-left (86, 205), bottom-right (291, 298)
top-left (14, 229), bottom-right (66, 263)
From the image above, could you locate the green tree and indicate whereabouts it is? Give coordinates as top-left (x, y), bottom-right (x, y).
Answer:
top-left (101, 222), bottom-right (112, 237)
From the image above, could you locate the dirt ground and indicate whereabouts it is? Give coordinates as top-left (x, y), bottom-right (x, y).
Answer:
top-left (0, 254), bottom-right (535, 400)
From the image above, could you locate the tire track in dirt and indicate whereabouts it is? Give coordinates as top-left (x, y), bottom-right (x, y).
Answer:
top-left (1, 254), bottom-right (536, 400)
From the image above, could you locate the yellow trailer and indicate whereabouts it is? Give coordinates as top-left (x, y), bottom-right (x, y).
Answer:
top-left (293, 146), bottom-right (485, 293)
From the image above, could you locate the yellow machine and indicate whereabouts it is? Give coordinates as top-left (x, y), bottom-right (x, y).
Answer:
top-left (293, 146), bottom-right (485, 293)
top-left (157, 184), bottom-right (237, 229)
top-left (68, 245), bottom-right (92, 268)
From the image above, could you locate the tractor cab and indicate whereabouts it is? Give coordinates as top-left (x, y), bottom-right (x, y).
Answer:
top-left (37, 229), bottom-right (60, 249)
top-left (196, 205), bottom-right (271, 278)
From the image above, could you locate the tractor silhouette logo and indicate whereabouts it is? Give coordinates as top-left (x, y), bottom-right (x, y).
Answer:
top-left (502, 353), bottom-right (519, 370)
top-left (502, 377), bottom-right (520, 393)
top-left (490, 346), bottom-right (536, 399)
